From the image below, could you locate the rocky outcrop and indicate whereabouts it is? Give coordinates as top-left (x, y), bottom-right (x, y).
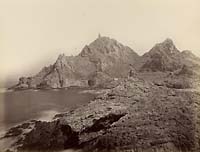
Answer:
top-left (18, 120), bottom-right (79, 151)
top-left (4, 77), bottom-right (200, 152)
top-left (3, 36), bottom-right (200, 152)
top-left (11, 36), bottom-right (139, 90)
top-left (80, 78), bottom-right (200, 152)
top-left (138, 39), bottom-right (200, 73)
top-left (139, 39), bottom-right (182, 72)
top-left (151, 64), bottom-right (200, 89)
top-left (10, 37), bottom-right (200, 90)
top-left (3, 120), bottom-right (79, 151)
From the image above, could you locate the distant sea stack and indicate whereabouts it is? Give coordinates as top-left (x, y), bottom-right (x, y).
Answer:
top-left (11, 36), bottom-right (139, 90)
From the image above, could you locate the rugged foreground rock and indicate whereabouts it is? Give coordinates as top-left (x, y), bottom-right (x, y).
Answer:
top-left (3, 77), bottom-right (200, 152)
top-left (4, 36), bottom-right (200, 151)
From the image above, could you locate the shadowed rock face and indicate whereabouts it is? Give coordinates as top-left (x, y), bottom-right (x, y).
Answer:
top-left (17, 120), bottom-right (79, 151)
top-left (11, 36), bottom-right (139, 90)
top-left (82, 113), bottom-right (127, 133)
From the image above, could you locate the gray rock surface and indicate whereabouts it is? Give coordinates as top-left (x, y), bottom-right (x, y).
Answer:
top-left (18, 120), bottom-right (79, 151)
top-left (4, 37), bottom-right (200, 152)
top-left (138, 39), bottom-right (200, 72)
top-left (11, 36), bottom-right (139, 90)
top-left (3, 77), bottom-right (200, 152)
top-left (10, 37), bottom-right (200, 90)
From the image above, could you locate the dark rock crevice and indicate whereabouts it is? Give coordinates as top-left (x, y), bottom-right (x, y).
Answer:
top-left (82, 113), bottom-right (127, 133)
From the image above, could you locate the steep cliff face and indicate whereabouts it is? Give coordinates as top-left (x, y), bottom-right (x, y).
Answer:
top-left (11, 36), bottom-right (139, 89)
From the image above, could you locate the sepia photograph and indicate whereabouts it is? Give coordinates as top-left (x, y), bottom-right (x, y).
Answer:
top-left (0, 0), bottom-right (200, 152)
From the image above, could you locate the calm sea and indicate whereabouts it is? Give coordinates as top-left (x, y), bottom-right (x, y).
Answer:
top-left (0, 88), bottom-right (96, 133)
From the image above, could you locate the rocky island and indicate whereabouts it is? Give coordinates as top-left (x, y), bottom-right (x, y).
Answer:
top-left (2, 36), bottom-right (200, 152)
top-left (10, 35), bottom-right (139, 90)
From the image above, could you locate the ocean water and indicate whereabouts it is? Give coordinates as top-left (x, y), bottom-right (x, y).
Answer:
top-left (0, 88), bottom-right (96, 132)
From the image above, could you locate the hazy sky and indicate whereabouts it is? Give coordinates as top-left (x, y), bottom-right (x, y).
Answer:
top-left (0, 0), bottom-right (200, 83)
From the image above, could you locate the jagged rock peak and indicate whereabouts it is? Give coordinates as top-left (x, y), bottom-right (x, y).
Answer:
top-left (162, 38), bottom-right (174, 45)
top-left (91, 36), bottom-right (122, 48)
top-left (140, 38), bottom-right (182, 72)
top-left (79, 35), bottom-right (137, 57)
top-left (146, 38), bottom-right (180, 57)
top-left (56, 53), bottom-right (66, 62)
top-left (158, 38), bottom-right (179, 54)
top-left (54, 53), bottom-right (68, 69)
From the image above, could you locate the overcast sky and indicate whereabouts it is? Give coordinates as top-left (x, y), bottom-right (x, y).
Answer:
top-left (0, 0), bottom-right (200, 84)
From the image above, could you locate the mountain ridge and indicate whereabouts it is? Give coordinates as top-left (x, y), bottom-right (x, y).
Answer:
top-left (3, 36), bottom-right (200, 152)
top-left (11, 36), bottom-right (139, 89)
top-left (10, 36), bottom-right (200, 90)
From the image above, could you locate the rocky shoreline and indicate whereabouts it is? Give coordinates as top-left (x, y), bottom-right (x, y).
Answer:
top-left (1, 77), bottom-right (200, 152)
top-left (2, 36), bottom-right (200, 151)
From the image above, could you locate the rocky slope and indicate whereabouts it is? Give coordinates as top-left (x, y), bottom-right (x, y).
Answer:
top-left (138, 39), bottom-right (200, 72)
top-left (11, 36), bottom-right (139, 90)
top-left (138, 38), bottom-right (181, 72)
top-left (133, 38), bottom-right (200, 90)
top-left (2, 77), bottom-right (200, 152)
top-left (4, 36), bottom-right (200, 151)
top-left (11, 37), bottom-right (200, 90)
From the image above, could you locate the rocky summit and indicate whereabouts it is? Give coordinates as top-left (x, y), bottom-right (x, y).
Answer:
top-left (4, 36), bottom-right (200, 152)
top-left (11, 36), bottom-right (139, 90)
top-left (138, 38), bottom-right (181, 72)
top-left (138, 39), bottom-right (200, 73)
top-left (10, 36), bottom-right (200, 90)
